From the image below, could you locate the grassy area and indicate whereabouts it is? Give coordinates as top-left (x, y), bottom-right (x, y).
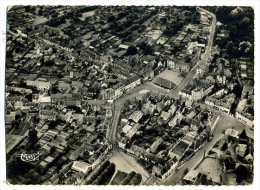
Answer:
top-left (110, 170), bottom-right (128, 185)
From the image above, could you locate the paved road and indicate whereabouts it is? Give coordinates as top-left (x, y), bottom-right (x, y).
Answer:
top-left (109, 151), bottom-right (150, 181)
top-left (108, 81), bottom-right (172, 145)
top-left (170, 7), bottom-right (216, 96)
top-left (163, 112), bottom-right (248, 185)
top-left (107, 7), bottom-right (218, 184)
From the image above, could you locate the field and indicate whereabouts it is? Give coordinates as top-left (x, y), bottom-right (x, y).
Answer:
top-left (153, 69), bottom-right (184, 86)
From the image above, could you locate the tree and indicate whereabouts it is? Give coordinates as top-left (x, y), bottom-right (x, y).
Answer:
top-left (38, 9), bottom-right (43, 16)
top-left (28, 129), bottom-right (38, 144)
top-left (129, 173), bottom-right (142, 185)
top-left (143, 45), bottom-right (154, 55)
top-left (49, 120), bottom-right (57, 129)
top-left (11, 120), bottom-right (19, 129)
top-left (160, 17), bottom-right (167, 24)
top-left (107, 15), bottom-right (115, 23)
top-left (120, 171), bottom-right (136, 185)
top-left (126, 46), bottom-right (138, 56)
top-left (235, 165), bottom-right (249, 184)
top-left (239, 41), bottom-right (253, 56)
top-left (184, 168), bottom-right (189, 175)
top-left (221, 142), bottom-right (228, 151)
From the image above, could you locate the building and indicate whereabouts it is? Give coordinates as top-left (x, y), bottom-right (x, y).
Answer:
top-left (179, 80), bottom-right (214, 101)
top-left (71, 161), bottom-right (92, 174)
top-left (154, 77), bottom-right (175, 89)
top-left (197, 65), bottom-right (209, 76)
top-left (235, 99), bottom-right (254, 128)
top-left (205, 93), bottom-right (236, 114)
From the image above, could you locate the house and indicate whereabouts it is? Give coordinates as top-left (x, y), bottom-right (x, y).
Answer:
top-left (168, 104), bottom-right (177, 114)
top-left (197, 43), bottom-right (206, 52)
top-left (129, 111), bottom-right (144, 123)
top-left (71, 161), bottom-right (92, 174)
top-left (49, 173), bottom-right (62, 184)
top-left (142, 101), bottom-right (156, 115)
top-left (167, 58), bottom-right (176, 70)
top-left (197, 65), bottom-right (209, 76)
top-left (150, 138), bottom-right (163, 154)
top-left (26, 80), bottom-right (51, 90)
top-left (136, 90), bottom-right (150, 103)
top-left (205, 75), bottom-right (216, 83)
top-left (14, 101), bottom-right (23, 110)
top-left (175, 62), bottom-right (191, 73)
top-left (58, 82), bottom-right (71, 91)
top-left (69, 144), bottom-right (86, 161)
top-left (205, 93), bottom-right (235, 114)
top-left (5, 113), bottom-right (16, 125)
top-left (122, 124), bottom-right (132, 134)
top-left (125, 123), bottom-right (142, 139)
top-left (160, 111), bottom-right (172, 123)
top-left (127, 75), bottom-right (141, 90)
top-left (182, 170), bottom-right (200, 185)
top-left (39, 109), bottom-right (56, 120)
top-left (235, 99), bottom-right (254, 128)
top-left (191, 119), bottom-right (201, 131)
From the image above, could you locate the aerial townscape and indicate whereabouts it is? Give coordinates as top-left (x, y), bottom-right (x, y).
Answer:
top-left (5, 5), bottom-right (254, 186)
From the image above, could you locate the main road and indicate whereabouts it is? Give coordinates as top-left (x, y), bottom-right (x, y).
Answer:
top-left (171, 7), bottom-right (217, 96)
top-left (163, 113), bottom-right (250, 185)
top-left (107, 7), bottom-right (218, 184)
top-left (107, 82), bottom-right (171, 181)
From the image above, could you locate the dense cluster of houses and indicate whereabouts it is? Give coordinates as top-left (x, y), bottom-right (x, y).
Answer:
top-left (117, 90), bottom-right (220, 179)
top-left (182, 128), bottom-right (253, 185)
top-left (179, 78), bottom-right (214, 101)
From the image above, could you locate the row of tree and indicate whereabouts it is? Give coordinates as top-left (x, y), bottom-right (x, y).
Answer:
top-left (85, 161), bottom-right (115, 185)
top-left (120, 171), bottom-right (142, 185)
top-left (91, 162), bottom-right (116, 185)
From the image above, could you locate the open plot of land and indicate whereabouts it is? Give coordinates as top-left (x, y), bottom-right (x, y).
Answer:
top-left (196, 157), bottom-right (223, 184)
top-left (109, 151), bottom-right (149, 181)
top-left (153, 69), bottom-right (184, 86)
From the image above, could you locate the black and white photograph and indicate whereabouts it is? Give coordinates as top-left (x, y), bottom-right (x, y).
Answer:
top-left (0, 0), bottom-right (259, 189)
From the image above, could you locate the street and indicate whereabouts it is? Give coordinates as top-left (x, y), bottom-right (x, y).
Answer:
top-left (171, 7), bottom-right (217, 96)
top-left (109, 151), bottom-right (150, 181)
top-left (106, 7), bottom-right (221, 185)
top-left (163, 113), bottom-right (249, 185)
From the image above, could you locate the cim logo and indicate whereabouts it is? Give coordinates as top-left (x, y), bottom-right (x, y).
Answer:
top-left (17, 152), bottom-right (42, 162)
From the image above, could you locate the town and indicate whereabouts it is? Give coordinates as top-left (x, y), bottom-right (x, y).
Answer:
top-left (5, 5), bottom-right (254, 185)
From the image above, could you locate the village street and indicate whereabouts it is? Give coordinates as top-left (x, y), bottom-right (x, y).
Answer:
top-left (105, 7), bottom-right (247, 185)
top-left (163, 112), bottom-right (249, 185)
